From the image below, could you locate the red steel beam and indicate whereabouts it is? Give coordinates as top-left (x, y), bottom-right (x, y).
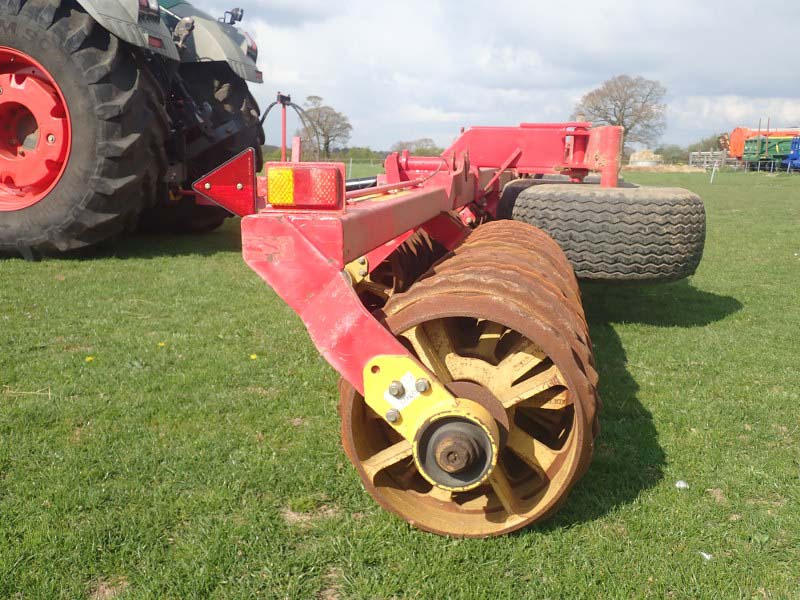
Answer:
top-left (242, 214), bottom-right (410, 393)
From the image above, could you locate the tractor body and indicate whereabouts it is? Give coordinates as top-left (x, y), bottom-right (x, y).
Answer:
top-left (72, 0), bottom-right (178, 60)
top-left (195, 122), bottom-right (706, 537)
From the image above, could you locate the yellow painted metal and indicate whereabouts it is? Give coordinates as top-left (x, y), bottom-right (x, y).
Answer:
top-left (363, 355), bottom-right (455, 441)
top-left (344, 257), bottom-right (369, 285)
top-left (266, 167), bottom-right (295, 206)
top-left (362, 355), bottom-right (500, 492)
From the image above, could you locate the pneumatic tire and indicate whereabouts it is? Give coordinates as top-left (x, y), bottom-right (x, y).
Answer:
top-left (504, 184), bottom-right (706, 282)
top-left (0, 0), bottom-right (167, 256)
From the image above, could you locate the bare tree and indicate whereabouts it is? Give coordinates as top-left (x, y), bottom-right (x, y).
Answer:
top-left (573, 75), bottom-right (667, 149)
top-left (298, 96), bottom-right (353, 158)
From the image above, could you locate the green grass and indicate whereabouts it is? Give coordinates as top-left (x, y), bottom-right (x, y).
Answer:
top-left (1, 172), bottom-right (798, 598)
top-left (346, 161), bottom-right (384, 179)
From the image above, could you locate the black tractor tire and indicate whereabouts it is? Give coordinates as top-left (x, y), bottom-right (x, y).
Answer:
top-left (502, 183), bottom-right (706, 282)
top-left (138, 63), bottom-right (264, 234)
top-left (0, 0), bottom-right (167, 256)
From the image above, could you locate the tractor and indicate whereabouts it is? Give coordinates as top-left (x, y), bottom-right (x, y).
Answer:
top-left (0, 0), bottom-right (264, 257)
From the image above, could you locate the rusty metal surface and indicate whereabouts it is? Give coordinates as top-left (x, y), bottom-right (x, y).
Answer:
top-left (355, 229), bottom-right (444, 309)
top-left (339, 221), bottom-right (600, 537)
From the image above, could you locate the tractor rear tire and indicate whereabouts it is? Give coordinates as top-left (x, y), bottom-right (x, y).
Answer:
top-left (0, 0), bottom-right (167, 256)
top-left (138, 63), bottom-right (264, 234)
top-left (504, 183), bottom-right (706, 281)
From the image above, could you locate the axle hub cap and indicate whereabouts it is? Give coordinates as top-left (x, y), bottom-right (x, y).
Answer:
top-left (0, 46), bottom-right (71, 211)
top-left (415, 415), bottom-right (497, 491)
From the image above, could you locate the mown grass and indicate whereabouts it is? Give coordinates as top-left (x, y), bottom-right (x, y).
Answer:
top-left (1, 172), bottom-right (798, 598)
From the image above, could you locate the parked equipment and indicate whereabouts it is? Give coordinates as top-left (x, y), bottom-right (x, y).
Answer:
top-left (729, 127), bottom-right (800, 160)
top-left (195, 121), bottom-right (706, 536)
top-left (782, 137), bottom-right (800, 170)
top-left (0, 1), bottom-right (264, 257)
top-left (742, 136), bottom-right (794, 168)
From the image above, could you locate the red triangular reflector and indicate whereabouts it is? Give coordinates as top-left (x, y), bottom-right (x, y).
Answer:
top-left (192, 147), bottom-right (257, 217)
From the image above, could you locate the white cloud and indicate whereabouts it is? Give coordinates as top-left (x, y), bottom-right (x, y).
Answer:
top-left (197, 0), bottom-right (800, 149)
top-left (667, 96), bottom-right (800, 143)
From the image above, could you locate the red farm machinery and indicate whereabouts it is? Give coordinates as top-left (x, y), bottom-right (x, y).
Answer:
top-left (1, 0), bottom-right (706, 539)
top-left (195, 119), bottom-right (706, 537)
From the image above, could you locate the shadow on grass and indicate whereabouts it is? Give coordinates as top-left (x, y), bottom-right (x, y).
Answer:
top-left (18, 220), bottom-right (244, 262)
top-left (535, 280), bottom-right (743, 530)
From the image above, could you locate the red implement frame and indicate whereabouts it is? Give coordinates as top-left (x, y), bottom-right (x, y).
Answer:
top-left (194, 123), bottom-right (622, 393)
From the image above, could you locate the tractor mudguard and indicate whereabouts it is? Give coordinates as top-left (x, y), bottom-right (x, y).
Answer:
top-left (75, 0), bottom-right (179, 60)
top-left (160, 1), bottom-right (262, 83)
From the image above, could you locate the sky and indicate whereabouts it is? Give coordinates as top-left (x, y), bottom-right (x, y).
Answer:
top-left (196, 0), bottom-right (800, 151)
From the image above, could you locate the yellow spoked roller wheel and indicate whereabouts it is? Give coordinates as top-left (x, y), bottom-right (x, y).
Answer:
top-left (340, 221), bottom-right (600, 537)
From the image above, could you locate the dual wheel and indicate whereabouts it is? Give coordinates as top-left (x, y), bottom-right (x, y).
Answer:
top-left (340, 221), bottom-right (600, 537)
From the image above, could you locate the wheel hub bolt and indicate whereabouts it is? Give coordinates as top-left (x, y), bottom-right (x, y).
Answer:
top-left (434, 434), bottom-right (482, 474)
top-left (47, 134), bottom-right (56, 144)
top-left (388, 381), bottom-right (405, 398)
top-left (385, 409), bottom-right (400, 423)
top-left (415, 378), bottom-right (430, 393)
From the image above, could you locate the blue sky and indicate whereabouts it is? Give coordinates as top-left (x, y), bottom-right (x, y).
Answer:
top-left (198, 0), bottom-right (800, 150)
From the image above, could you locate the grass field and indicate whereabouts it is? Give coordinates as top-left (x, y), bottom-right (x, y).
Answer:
top-left (1, 172), bottom-right (798, 598)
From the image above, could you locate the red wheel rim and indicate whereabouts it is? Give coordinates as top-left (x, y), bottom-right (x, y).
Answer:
top-left (0, 46), bottom-right (72, 211)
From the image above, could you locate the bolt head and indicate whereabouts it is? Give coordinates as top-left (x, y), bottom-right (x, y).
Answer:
top-left (385, 409), bottom-right (401, 423)
top-left (357, 257), bottom-right (367, 265)
top-left (204, 183), bottom-right (211, 190)
top-left (236, 182), bottom-right (243, 191)
top-left (415, 378), bottom-right (430, 393)
top-left (388, 381), bottom-right (405, 398)
top-left (435, 435), bottom-right (480, 473)
top-left (47, 134), bottom-right (56, 144)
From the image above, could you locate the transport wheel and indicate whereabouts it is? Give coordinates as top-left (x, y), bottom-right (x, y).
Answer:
top-left (503, 183), bottom-right (706, 281)
top-left (139, 63), bottom-right (265, 233)
top-left (340, 221), bottom-right (599, 537)
top-left (0, 1), bottom-right (167, 256)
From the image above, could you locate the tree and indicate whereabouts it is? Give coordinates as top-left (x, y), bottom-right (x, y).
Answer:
top-left (339, 146), bottom-right (384, 160)
top-left (653, 144), bottom-right (687, 164)
top-left (573, 75), bottom-right (667, 149)
top-left (686, 133), bottom-right (726, 153)
top-left (298, 96), bottom-right (353, 159)
top-left (390, 138), bottom-right (444, 156)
